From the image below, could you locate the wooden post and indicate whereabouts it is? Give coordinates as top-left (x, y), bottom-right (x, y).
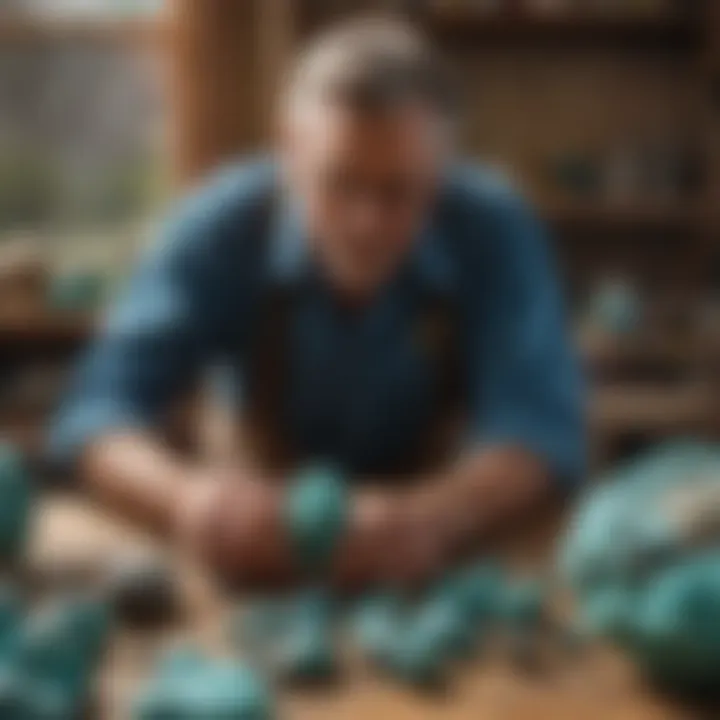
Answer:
top-left (167, 0), bottom-right (296, 186)
top-left (167, 0), bottom-right (258, 184)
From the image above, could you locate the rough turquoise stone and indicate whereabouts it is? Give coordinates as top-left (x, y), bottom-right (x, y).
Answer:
top-left (47, 272), bottom-right (105, 312)
top-left (364, 587), bottom-right (475, 688)
top-left (0, 670), bottom-right (29, 719)
top-left (451, 561), bottom-right (504, 622)
top-left (588, 279), bottom-right (642, 336)
top-left (17, 597), bottom-right (111, 715)
top-left (0, 673), bottom-right (71, 720)
top-left (581, 586), bottom-right (640, 646)
top-left (234, 595), bottom-right (294, 652)
top-left (351, 593), bottom-right (405, 667)
top-left (235, 590), bottom-right (336, 685)
top-left (0, 443), bottom-right (32, 560)
top-left (156, 646), bottom-right (207, 681)
top-left (632, 554), bottom-right (720, 690)
top-left (134, 660), bottom-right (274, 720)
top-left (560, 440), bottom-right (720, 693)
top-left (417, 584), bottom-right (479, 659)
top-left (0, 585), bottom-right (22, 659)
top-left (560, 439), bottom-right (720, 596)
top-left (285, 465), bottom-right (348, 572)
top-left (385, 632), bottom-right (446, 688)
top-left (272, 590), bottom-right (335, 683)
top-left (501, 580), bottom-right (546, 629)
top-left (382, 600), bottom-right (463, 688)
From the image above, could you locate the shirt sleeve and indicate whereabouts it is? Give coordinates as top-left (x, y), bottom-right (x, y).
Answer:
top-left (464, 189), bottom-right (587, 488)
top-left (48, 174), bottom-right (254, 466)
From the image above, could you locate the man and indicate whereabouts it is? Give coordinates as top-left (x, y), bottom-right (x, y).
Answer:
top-left (51, 18), bottom-right (585, 589)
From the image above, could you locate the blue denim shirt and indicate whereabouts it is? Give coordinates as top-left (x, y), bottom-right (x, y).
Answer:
top-left (50, 159), bottom-right (586, 482)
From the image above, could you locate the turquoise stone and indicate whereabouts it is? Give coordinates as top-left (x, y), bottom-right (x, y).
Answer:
top-left (235, 590), bottom-right (336, 685)
top-left (275, 590), bottom-right (335, 682)
top-left (0, 443), bottom-right (32, 560)
top-left (634, 554), bottom-right (720, 690)
top-left (48, 272), bottom-right (105, 312)
top-left (501, 580), bottom-right (545, 629)
top-left (560, 440), bottom-right (720, 693)
top-left (285, 465), bottom-right (348, 572)
top-left (369, 586), bottom-right (475, 688)
top-left (451, 561), bottom-right (504, 622)
top-left (156, 646), bottom-right (207, 681)
top-left (588, 279), bottom-right (642, 336)
top-left (17, 597), bottom-right (111, 716)
top-left (0, 585), bottom-right (22, 659)
top-left (581, 586), bottom-right (639, 646)
top-left (351, 593), bottom-right (405, 668)
top-left (134, 659), bottom-right (274, 720)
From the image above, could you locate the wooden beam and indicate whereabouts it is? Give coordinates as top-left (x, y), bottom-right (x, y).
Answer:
top-left (256, 0), bottom-right (296, 139)
top-left (167, 0), bottom-right (260, 184)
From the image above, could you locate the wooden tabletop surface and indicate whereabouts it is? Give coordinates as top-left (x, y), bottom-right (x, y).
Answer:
top-left (28, 492), bottom-right (707, 720)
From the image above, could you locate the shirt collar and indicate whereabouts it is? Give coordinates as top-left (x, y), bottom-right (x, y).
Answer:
top-left (268, 200), bottom-right (456, 296)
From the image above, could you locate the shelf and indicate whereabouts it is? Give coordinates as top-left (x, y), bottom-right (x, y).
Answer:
top-left (426, 11), bottom-right (698, 52)
top-left (542, 201), bottom-right (703, 234)
top-left (0, 314), bottom-right (93, 352)
top-left (592, 383), bottom-right (714, 434)
top-left (580, 332), bottom-right (704, 369)
top-left (0, 15), bottom-right (161, 46)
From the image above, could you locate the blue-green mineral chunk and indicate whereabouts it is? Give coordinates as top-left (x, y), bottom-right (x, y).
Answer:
top-left (580, 586), bottom-right (639, 646)
top-left (0, 584), bottom-right (22, 659)
top-left (285, 465), bottom-right (348, 572)
top-left (235, 590), bottom-right (337, 685)
top-left (452, 561), bottom-right (504, 622)
top-left (274, 590), bottom-right (335, 682)
top-left (501, 580), bottom-right (546, 629)
top-left (17, 596), bottom-right (111, 716)
top-left (156, 646), bottom-right (207, 681)
top-left (48, 271), bottom-right (105, 313)
top-left (633, 554), bottom-right (720, 691)
top-left (351, 593), bottom-right (405, 666)
top-left (379, 589), bottom-right (472, 688)
top-left (0, 443), bottom-right (32, 560)
top-left (134, 659), bottom-right (274, 720)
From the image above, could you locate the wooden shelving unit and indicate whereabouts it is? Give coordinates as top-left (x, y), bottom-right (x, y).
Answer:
top-left (425, 11), bottom-right (699, 51)
top-left (592, 382), bottom-right (714, 435)
top-left (542, 200), bottom-right (703, 235)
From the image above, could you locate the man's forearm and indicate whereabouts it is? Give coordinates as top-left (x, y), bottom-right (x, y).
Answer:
top-left (80, 433), bottom-right (190, 535)
top-left (420, 446), bottom-right (553, 551)
top-left (78, 436), bottom-right (548, 588)
top-left (79, 435), bottom-right (404, 589)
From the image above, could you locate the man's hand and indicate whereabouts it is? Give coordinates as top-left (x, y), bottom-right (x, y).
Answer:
top-left (333, 489), bottom-right (453, 589)
top-left (176, 477), bottom-right (451, 590)
top-left (174, 470), bottom-right (294, 586)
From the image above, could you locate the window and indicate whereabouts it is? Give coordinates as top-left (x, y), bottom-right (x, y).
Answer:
top-left (0, 0), bottom-right (166, 273)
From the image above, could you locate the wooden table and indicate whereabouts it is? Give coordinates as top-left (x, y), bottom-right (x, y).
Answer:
top-left (29, 493), bottom-right (701, 720)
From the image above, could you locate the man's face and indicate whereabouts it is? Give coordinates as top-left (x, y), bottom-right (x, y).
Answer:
top-left (282, 101), bottom-right (446, 299)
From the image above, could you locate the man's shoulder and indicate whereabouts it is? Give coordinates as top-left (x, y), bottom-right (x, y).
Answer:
top-left (139, 157), bottom-right (279, 293)
top-left (433, 162), bottom-right (546, 278)
top-left (168, 156), bottom-right (278, 233)
top-left (440, 162), bottom-right (526, 220)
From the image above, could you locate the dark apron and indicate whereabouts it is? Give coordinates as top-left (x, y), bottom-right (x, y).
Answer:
top-left (238, 195), bottom-right (464, 478)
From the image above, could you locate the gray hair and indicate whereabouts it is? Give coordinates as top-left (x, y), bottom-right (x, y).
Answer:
top-left (284, 16), bottom-right (458, 121)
